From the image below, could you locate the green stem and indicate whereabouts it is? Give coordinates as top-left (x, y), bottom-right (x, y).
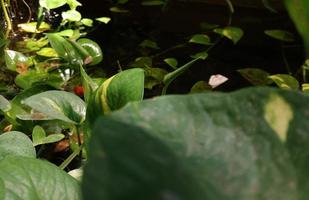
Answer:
top-left (59, 144), bottom-right (84, 170)
top-left (1, 0), bottom-right (12, 39)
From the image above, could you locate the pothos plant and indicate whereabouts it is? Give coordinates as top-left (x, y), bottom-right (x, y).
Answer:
top-left (1, 0), bottom-right (309, 199)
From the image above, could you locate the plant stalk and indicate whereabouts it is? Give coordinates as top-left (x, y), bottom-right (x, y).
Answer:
top-left (0, 0), bottom-right (12, 39)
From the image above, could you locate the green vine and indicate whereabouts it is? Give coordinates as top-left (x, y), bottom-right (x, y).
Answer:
top-left (0, 0), bottom-right (12, 39)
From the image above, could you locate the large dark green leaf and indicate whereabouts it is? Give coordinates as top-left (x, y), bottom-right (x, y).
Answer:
top-left (0, 131), bottom-right (35, 161)
top-left (0, 156), bottom-right (81, 200)
top-left (21, 91), bottom-right (86, 124)
top-left (83, 87), bottom-right (309, 200)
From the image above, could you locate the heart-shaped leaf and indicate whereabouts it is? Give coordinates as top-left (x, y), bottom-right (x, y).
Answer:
top-left (214, 26), bottom-right (244, 44)
top-left (0, 131), bottom-right (36, 161)
top-left (189, 34), bottom-right (211, 45)
top-left (4, 50), bottom-right (32, 72)
top-left (21, 90), bottom-right (86, 124)
top-left (83, 87), bottom-right (309, 200)
top-left (32, 125), bottom-right (65, 146)
top-left (39, 0), bottom-right (67, 9)
top-left (0, 156), bottom-right (81, 200)
top-left (238, 68), bottom-right (273, 86)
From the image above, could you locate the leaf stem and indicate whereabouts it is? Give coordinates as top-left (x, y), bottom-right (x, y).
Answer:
top-left (1, 0), bottom-right (12, 39)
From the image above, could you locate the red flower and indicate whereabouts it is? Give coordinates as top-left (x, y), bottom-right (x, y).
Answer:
top-left (74, 85), bottom-right (84, 96)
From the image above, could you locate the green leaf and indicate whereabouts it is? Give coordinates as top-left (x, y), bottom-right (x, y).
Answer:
top-left (139, 39), bottom-right (160, 49)
top-left (214, 26), bottom-right (244, 44)
top-left (109, 7), bottom-right (129, 13)
top-left (22, 90), bottom-right (86, 124)
top-left (141, 0), bottom-right (165, 6)
top-left (264, 30), bottom-right (295, 42)
top-left (164, 58), bottom-right (178, 69)
top-left (269, 74), bottom-right (299, 90)
top-left (95, 17), bottom-right (111, 24)
top-left (284, 0), bottom-right (309, 54)
top-left (4, 85), bottom-right (52, 126)
top-left (0, 156), bottom-right (81, 200)
top-left (144, 66), bottom-right (168, 89)
top-left (32, 125), bottom-right (65, 146)
top-left (106, 68), bottom-right (145, 111)
top-left (238, 68), bottom-right (273, 86)
top-left (81, 18), bottom-right (93, 27)
top-left (17, 22), bottom-right (51, 33)
top-left (0, 95), bottom-right (11, 112)
top-left (80, 65), bottom-right (98, 103)
top-left (15, 71), bottom-right (64, 89)
top-left (0, 131), bottom-right (35, 161)
top-left (83, 87), bottom-right (309, 200)
top-left (163, 57), bottom-right (202, 94)
top-left (62, 10), bottom-right (82, 22)
top-left (39, 0), bottom-right (67, 9)
top-left (47, 34), bottom-right (85, 67)
top-left (302, 83), bottom-right (309, 92)
top-left (56, 29), bottom-right (74, 37)
top-left (190, 51), bottom-right (208, 60)
top-left (190, 80), bottom-right (211, 93)
top-left (77, 38), bottom-right (103, 65)
top-left (67, 0), bottom-right (82, 10)
top-left (36, 47), bottom-right (58, 57)
top-left (189, 34), bottom-right (211, 45)
top-left (4, 50), bottom-right (32, 72)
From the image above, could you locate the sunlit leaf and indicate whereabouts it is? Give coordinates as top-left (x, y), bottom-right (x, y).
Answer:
top-left (214, 26), bottom-right (244, 44)
top-left (62, 10), bottom-right (82, 22)
top-left (18, 22), bottom-right (50, 33)
top-left (164, 58), bottom-right (178, 69)
top-left (269, 74), bottom-right (299, 90)
top-left (189, 34), bottom-right (211, 45)
top-left (95, 17), bottom-right (111, 24)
